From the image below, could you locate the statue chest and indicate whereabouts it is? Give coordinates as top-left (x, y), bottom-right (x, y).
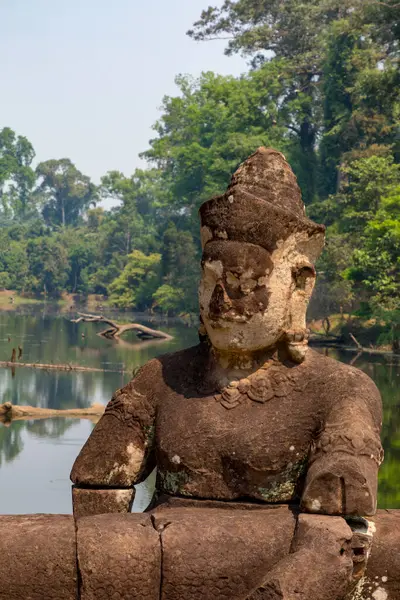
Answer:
top-left (155, 374), bottom-right (317, 502)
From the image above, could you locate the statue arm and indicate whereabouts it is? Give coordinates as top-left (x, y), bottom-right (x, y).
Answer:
top-left (70, 362), bottom-right (158, 518)
top-left (300, 371), bottom-right (383, 517)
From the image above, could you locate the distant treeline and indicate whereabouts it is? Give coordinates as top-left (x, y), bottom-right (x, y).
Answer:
top-left (0, 0), bottom-right (399, 342)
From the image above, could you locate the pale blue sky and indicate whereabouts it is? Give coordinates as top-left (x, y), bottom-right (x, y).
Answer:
top-left (1, 0), bottom-right (246, 184)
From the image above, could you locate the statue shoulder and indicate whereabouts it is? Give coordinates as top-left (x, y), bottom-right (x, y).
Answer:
top-left (117, 343), bottom-right (208, 403)
top-left (150, 342), bottom-right (209, 390)
top-left (306, 349), bottom-right (382, 419)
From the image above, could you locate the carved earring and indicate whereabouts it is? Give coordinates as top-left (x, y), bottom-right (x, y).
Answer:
top-left (284, 264), bottom-right (314, 362)
top-left (284, 329), bottom-right (310, 363)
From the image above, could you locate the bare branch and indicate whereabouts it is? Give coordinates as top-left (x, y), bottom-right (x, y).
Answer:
top-left (0, 361), bottom-right (122, 373)
top-left (72, 312), bottom-right (119, 331)
top-left (71, 312), bottom-right (172, 341)
top-left (197, 36), bottom-right (235, 41)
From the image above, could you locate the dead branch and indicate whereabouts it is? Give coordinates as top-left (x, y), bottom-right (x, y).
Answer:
top-left (0, 361), bottom-right (127, 373)
top-left (349, 333), bottom-right (363, 349)
top-left (71, 312), bottom-right (172, 340)
top-left (0, 402), bottom-right (105, 423)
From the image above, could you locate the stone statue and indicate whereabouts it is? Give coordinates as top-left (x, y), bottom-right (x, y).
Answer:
top-left (70, 148), bottom-right (384, 599)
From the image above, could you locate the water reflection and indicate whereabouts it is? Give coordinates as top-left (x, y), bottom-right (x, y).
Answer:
top-left (0, 309), bottom-right (198, 513)
top-left (0, 308), bottom-right (398, 512)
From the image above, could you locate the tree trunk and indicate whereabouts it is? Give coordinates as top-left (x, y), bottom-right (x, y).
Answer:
top-left (299, 117), bottom-right (317, 203)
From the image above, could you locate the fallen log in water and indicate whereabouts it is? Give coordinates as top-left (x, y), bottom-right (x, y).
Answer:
top-left (0, 361), bottom-right (128, 373)
top-left (0, 401), bottom-right (105, 422)
top-left (71, 312), bottom-right (173, 340)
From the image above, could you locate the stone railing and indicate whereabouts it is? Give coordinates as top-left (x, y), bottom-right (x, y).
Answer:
top-left (1, 506), bottom-right (399, 599)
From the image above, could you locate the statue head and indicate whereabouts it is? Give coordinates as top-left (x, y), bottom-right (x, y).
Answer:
top-left (198, 148), bottom-right (325, 363)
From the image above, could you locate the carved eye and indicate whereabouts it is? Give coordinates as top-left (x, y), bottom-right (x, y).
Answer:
top-left (292, 266), bottom-right (315, 290)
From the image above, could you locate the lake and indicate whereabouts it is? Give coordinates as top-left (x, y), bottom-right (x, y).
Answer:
top-left (0, 307), bottom-right (398, 513)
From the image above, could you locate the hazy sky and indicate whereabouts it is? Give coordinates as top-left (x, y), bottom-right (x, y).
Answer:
top-left (1, 0), bottom-right (246, 184)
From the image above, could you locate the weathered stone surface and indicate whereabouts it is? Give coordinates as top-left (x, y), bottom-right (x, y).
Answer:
top-left (199, 148), bottom-right (325, 253)
top-left (248, 514), bottom-right (353, 600)
top-left (152, 505), bottom-right (295, 600)
top-left (300, 366), bottom-right (383, 517)
top-left (0, 515), bottom-right (76, 600)
top-left (356, 510), bottom-right (400, 600)
top-left (152, 495), bottom-right (293, 512)
top-left (71, 363), bottom-right (159, 487)
top-left (77, 513), bottom-right (161, 600)
top-left (72, 486), bottom-right (135, 519)
top-left (71, 147), bottom-right (382, 520)
top-left (68, 147), bottom-right (384, 600)
top-left (151, 344), bottom-right (382, 514)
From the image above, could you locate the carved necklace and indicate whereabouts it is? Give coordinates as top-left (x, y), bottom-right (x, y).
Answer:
top-left (215, 359), bottom-right (303, 410)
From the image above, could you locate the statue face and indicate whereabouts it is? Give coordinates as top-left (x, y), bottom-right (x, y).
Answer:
top-left (199, 235), bottom-right (317, 353)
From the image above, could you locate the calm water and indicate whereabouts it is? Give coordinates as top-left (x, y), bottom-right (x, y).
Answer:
top-left (0, 308), bottom-right (398, 513)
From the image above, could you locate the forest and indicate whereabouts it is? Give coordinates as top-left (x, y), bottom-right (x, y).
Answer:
top-left (0, 0), bottom-right (399, 345)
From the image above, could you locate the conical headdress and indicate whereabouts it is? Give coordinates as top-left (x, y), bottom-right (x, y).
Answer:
top-left (199, 147), bottom-right (325, 253)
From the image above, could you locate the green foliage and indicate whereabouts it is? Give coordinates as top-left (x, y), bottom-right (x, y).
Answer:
top-left (26, 237), bottom-right (69, 296)
top-left (0, 127), bottom-right (36, 220)
top-left (344, 185), bottom-right (400, 308)
top-left (143, 69), bottom-right (288, 223)
top-left (58, 228), bottom-right (99, 294)
top-left (108, 250), bottom-right (161, 310)
top-left (35, 159), bottom-right (97, 228)
top-left (0, 0), bottom-right (398, 321)
top-left (161, 223), bottom-right (199, 312)
top-left (152, 284), bottom-right (185, 315)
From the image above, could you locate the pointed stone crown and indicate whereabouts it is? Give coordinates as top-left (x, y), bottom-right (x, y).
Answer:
top-left (199, 147), bottom-right (325, 253)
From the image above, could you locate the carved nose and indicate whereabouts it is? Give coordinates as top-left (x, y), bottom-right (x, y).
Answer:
top-left (209, 282), bottom-right (233, 319)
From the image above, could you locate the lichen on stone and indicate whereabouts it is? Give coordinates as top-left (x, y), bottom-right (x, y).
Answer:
top-left (258, 458), bottom-right (307, 502)
top-left (159, 469), bottom-right (190, 495)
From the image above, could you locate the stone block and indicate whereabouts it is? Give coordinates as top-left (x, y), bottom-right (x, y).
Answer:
top-left (72, 486), bottom-right (135, 519)
top-left (360, 510), bottom-right (400, 600)
top-left (152, 505), bottom-right (295, 600)
top-left (77, 513), bottom-right (161, 600)
top-left (0, 515), bottom-right (77, 600)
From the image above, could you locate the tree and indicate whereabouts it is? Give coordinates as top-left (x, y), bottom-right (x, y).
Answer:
top-left (188, 0), bottom-right (359, 202)
top-left (310, 152), bottom-right (400, 326)
top-left (319, 18), bottom-right (400, 196)
top-left (108, 250), bottom-right (161, 310)
top-left (0, 241), bottom-right (30, 292)
top-left (188, 0), bottom-right (400, 202)
top-left (35, 159), bottom-right (97, 228)
top-left (159, 222), bottom-right (199, 313)
top-left (143, 70), bottom-right (288, 232)
top-left (26, 237), bottom-right (69, 296)
top-left (58, 228), bottom-right (99, 294)
top-left (0, 127), bottom-right (36, 219)
top-left (338, 154), bottom-right (400, 233)
top-left (99, 169), bottom-right (159, 257)
top-left (152, 284), bottom-right (185, 315)
top-left (345, 187), bottom-right (400, 307)
top-left (344, 187), bottom-right (400, 350)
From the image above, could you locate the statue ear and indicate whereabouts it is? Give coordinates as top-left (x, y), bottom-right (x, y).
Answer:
top-left (287, 264), bottom-right (316, 332)
top-left (292, 265), bottom-right (316, 294)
